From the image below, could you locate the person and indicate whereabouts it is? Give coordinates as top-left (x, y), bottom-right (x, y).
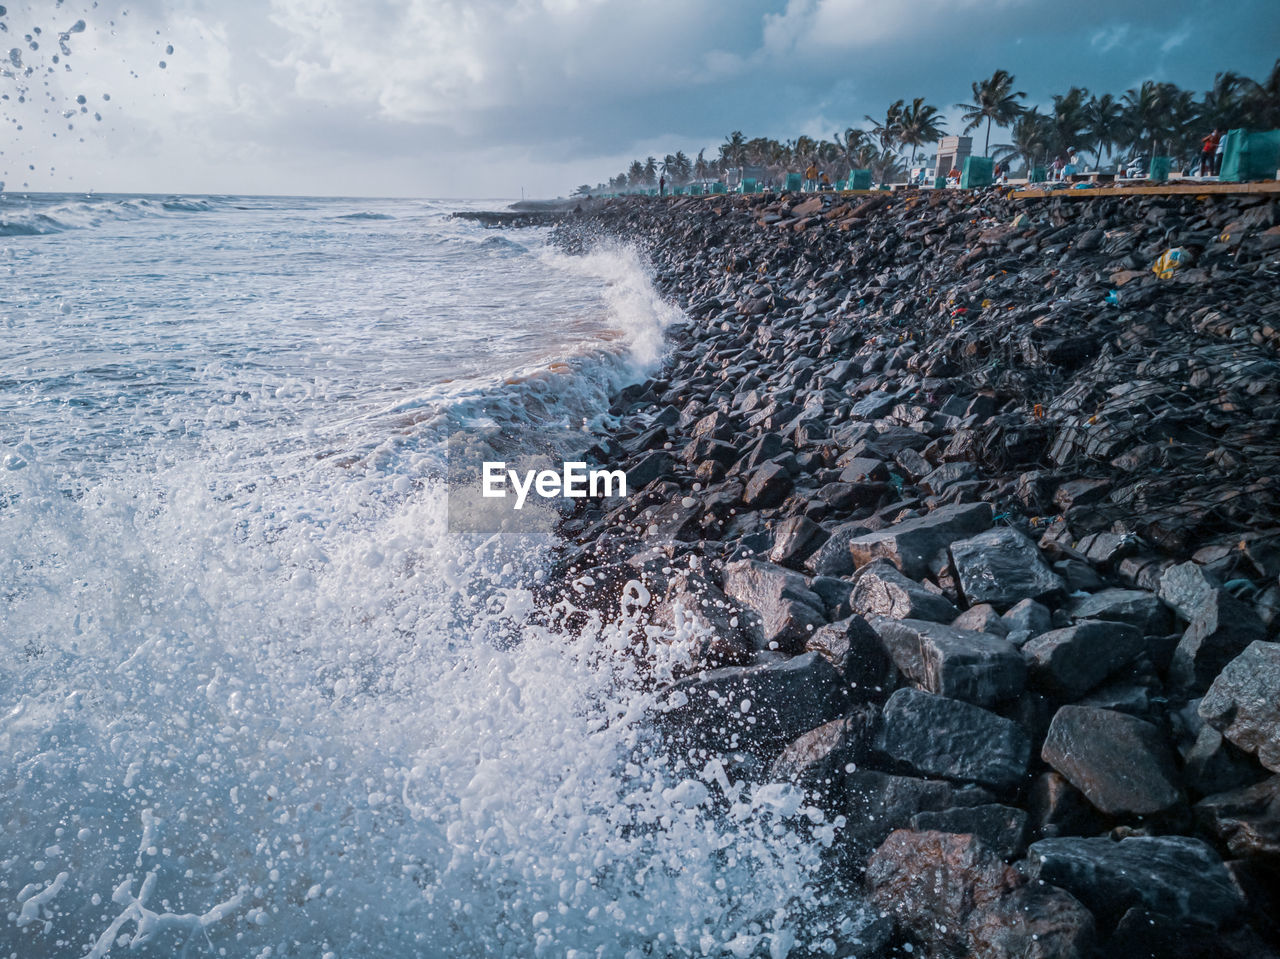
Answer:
top-left (1052, 156), bottom-right (1064, 181)
top-left (1062, 151), bottom-right (1078, 179)
top-left (659, 174), bottom-right (665, 196)
top-left (1201, 129), bottom-right (1222, 176)
top-left (819, 170), bottom-right (832, 190)
top-left (1214, 131), bottom-right (1227, 176)
top-left (947, 165), bottom-right (961, 186)
top-left (804, 162), bottom-right (818, 192)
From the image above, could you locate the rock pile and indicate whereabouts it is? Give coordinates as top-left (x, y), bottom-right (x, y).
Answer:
top-left (544, 189), bottom-right (1280, 957)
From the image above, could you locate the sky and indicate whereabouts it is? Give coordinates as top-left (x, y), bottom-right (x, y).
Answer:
top-left (1, 0), bottom-right (1276, 198)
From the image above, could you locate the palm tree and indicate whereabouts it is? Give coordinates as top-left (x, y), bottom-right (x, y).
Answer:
top-left (642, 156), bottom-right (658, 186)
top-left (693, 149), bottom-right (711, 182)
top-left (835, 127), bottom-right (870, 176)
top-left (1122, 80), bottom-right (1184, 157)
top-left (1086, 93), bottom-right (1126, 168)
top-left (897, 97), bottom-right (946, 166)
top-left (994, 106), bottom-right (1052, 173)
top-left (956, 68), bottom-right (1026, 155)
top-left (626, 160), bottom-right (645, 188)
top-left (866, 100), bottom-right (905, 155)
top-left (1050, 86), bottom-right (1090, 160)
top-left (1244, 58), bottom-right (1280, 127)
top-left (719, 131), bottom-right (747, 169)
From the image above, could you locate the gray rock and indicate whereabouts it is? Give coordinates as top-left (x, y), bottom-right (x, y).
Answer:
top-left (1025, 835), bottom-right (1243, 929)
top-left (1003, 598), bottom-right (1053, 635)
top-left (805, 615), bottom-right (897, 693)
top-left (952, 602), bottom-right (1010, 636)
top-left (851, 558), bottom-right (959, 623)
top-left (873, 617), bottom-right (1026, 705)
top-left (909, 803), bottom-right (1030, 859)
top-left (1041, 705), bottom-right (1183, 817)
top-left (848, 501), bottom-right (993, 579)
top-left (1067, 588), bottom-right (1173, 635)
top-left (1195, 775), bottom-right (1280, 859)
top-left (949, 527), bottom-right (1065, 608)
top-left (1158, 561), bottom-right (1219, 620)
top-left (1022, 620), bottom-right (1145, 699)
top-left (626, 450), bottom-right (676, 490)
top-left (656, 651), bottom-right (853, 755)
top-left (839, 770), bottom-right (993, 858)
top-left (1182, 725), bottom-right (1268, 796)
top-left (875, 687), bottom-right (1031, 792)
top-left (767, 514), bottom-right (827, 567)
top-left (804, 521), bottom-right (872, 577)
top-left (1027, 772), bottom-right (1105, 841)
top-left (768, 708), bottom-right (877, 788)
top-left (1199, 640), bottom-right (1280, 772)
top-left (742, 460), bottom-right (793, 508)
top-left (721, 559), bottom-right (826, 653)
top-left (648, 571), bottom-right (757, 666)
top-left (837, 456), bottom-right (889, 483)
top-left (868, 830), bottom-right (1096, 959)
top-left (1170, 590), bottom-right (1267, 692)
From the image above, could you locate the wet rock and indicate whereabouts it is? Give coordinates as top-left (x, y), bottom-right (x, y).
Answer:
top-left (656, 651), bottom-right (853, 755)
top-left (839, 772), bottom-right (994, 860)
top-left (867, 830), bottom-right (1096, 959)
top-left (851, 559), bottom-right (958, 623)
top-left (874, 687), bottom-right (1031, 792)
top-left (1003, 597), bottom-right (1052, 635)
top-left (873, 618), bottom-right (1026, 706)
top-left (648, 571), bottom-right (757, 667)
top-left (1066, 588), bottom-right (1172, 635)
top-left (626, 449), bottom-right (676, 490)
top-left (909, 803), bottom-right (1030, 860)
top-left (1027, 772), bottom-right (1105, 840)
top-left (768, 514), bottom-right (828, 567)
top-left (1195, 775), bottom-right (1280, 859)
top-left (847, 502), bottom-right (993, 579)
top-left (1158, 561), bottom-right (1219, 620)
top-left (1182, 725), bottom-right (1268, 796)
top-left (949, 527), bottom-right (1064, 608)
top-left (1040, 705), bottom-right (1183, 817)
top-left (1170, 590), bottom-right (1267, 692)
top-left (1025, 835), bottom-right (1243, 930)
top-left (721, 558), bottom-right (826, 653)
top-left (768, 707), bottom-right (878, 790)
top-left (1105, 908), bottom-right (1279, 959)
top-left (805, 615), bottom-right (898, 693)
top-left (1198, 640), bottom-right (1280, 772)
top-left (742, 460), bottom-right (793, 508)
top-left (1022, 621), bottom-right (1145, 699)
top-left (804, 521), bottom-right (873, 577)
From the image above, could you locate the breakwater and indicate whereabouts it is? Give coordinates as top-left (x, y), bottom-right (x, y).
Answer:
top-left (547, 189), bottom-right (1280, 958)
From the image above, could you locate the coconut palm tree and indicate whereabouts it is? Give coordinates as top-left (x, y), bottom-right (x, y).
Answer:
top-left (1244, 58), bottom-right (1280, 126)
top-left (1049, 86), bottom-right (1090, 160)
top-left (1086, 92), bottom-right (1126, 168)
top-left (693, 149), bottom-right (711, 182)
top-left (866, 100), bottom-right (906, 155)
top-left (1122, 80), bottom-right (1184, 158)
top-left (956, 68), bottom-right (1026, 156)
top-left (626, 160), bottom-right (646, 188)
top-left (898, 97), bottom-right (946, 165)
top-left (642, 156), bottom-right (658, 186)
top-left (834, 127), bottom-right (870, 176)
top-left (719, 131), bottom-right (748, 169)
top-left (994, 106), bottom-right (1052, 173)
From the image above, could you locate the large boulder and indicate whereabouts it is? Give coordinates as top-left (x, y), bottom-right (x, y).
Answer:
top-left (851, 558), bottom-right (958, 623)
top-left (847, 502), bottom-right (993, 579)
top-left (1158, 561), bottom-right (1218, 620)
top-left (867, 830), bottom-right (1096, 959)
top-left (647, 571), bottom-right (756, 667)
top-left (873, 617), bottom-right (1025, 705)
top-left (721, 559), bottom-right (826, 653)
top-left (1022, 621), bottom-right (1145, 699)
top-left (1198, 640), bottom-right (1280, 772)
top-left (654, 651), bottom-right (852, 756)
top-left (1066, 588), bottom-right (1172, 635)
top-left (874, 687), bottom-right (1031, 792)
top-left (1040, 705), bottom-right (1183, 817)
top-left (949, 527), bottom-right (1064, 608)
top-left (1195, 775), bottom-right (1280, 859)
top-left (804, 521), bottom-right (873, 576)
top-left (768, 707), bottom-right (877, 789)
top-left (804, 615), bottom-right (897, 693)
top-left (839, 771), bottom-right (994, 859)
top-left (1025, 835), bottom-right (1243, 930)
top-left (1169, 589), bottom-right (1267, 692)
top-left (909, 803), bottom-right (1030, 860)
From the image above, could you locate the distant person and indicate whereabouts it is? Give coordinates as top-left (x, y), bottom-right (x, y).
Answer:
top-left (1062, 151), bottom-right (1079, 179)
top-left (804, 162), bottom-right (818, 192)
top-left (1201, 129), bottom-right (1222, 176)
top-left (820, 171), bottom-right (832, 190)
top-left (659, 175), bottom-right (666, 196)
top-left (947, 166), bottom-right (961, 185)
top-left (1052, 157), bottom-right (1064, 181)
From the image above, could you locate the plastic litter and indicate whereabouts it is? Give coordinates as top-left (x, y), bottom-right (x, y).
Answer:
top-left (1152, 247), bottom-right (1194, 280)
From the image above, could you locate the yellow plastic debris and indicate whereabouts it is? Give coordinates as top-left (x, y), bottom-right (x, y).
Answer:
top-left (1152, 247), bottom-right (1194, 279)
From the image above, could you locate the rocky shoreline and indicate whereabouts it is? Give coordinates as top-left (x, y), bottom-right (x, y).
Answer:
top-left (542, 189), bottom-right (1279, 958)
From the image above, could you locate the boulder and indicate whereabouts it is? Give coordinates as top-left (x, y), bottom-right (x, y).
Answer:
top-left (1158, 561), bottom-right (1219, 620)
top-left (873, 618), bottom-right (1025, 706)
top-left (721, 558), bottom-right (826, 653)
top-left (768, 707), bottom-right (878, 789)
top-left (1040, 705), bottom-right (1183, 817)
top-left (1027, 772), bottom-right (1105, 841)
top-left (1198, 640), bottom-right (1280, 771)
top-left (851, 558), bottom-right (958, 623)
top-left (1066, 588), bottom-right (1173, 635)
top-left (1003, 597), bottom-right (1052, 636)
top-left (839, 771), bottom-right (994, 859)
top-left (626, 450), bottom-right (676, 490)
top-left (952, 603), bottom-right (1010, 636)
top-left (909, 803), bottom-right (1030, 859)
top-left (804, 615), bottom-right (897, 693)
top-left (847, 501), bottom-right (993, 579)
top-left (1022, 621), bottom-right (1145, 699)
top-left (1195, 775), bottom-right (1280, 859)
top-left (867, 830), bottom-right (1096, 959)
top-left (767, 514), bottom-right (828, 567)
top-left (1169, 589), bottom-right (1266, 692)
top-left (1025, 835), bottom-right (1243, 930)
top-left (655, 651), bottom-right (852, 755)
top-left (804, 521), bottom-right (872, 576)
top-left (874, 687), bottom-right (1031, 792)
top-left (949, 527), bottom-right (1065, 608)
top-left (648, 571), bottom-right (756, 667)
top-left (742, 460), bottom-right (794, 508)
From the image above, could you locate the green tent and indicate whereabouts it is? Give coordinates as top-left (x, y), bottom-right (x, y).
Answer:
top-left (848, 169), bottom-right (872, 190)
top-left (1030, 166), bottom-right (1048, 183)
top-left (739, 178), bottom-right (758, 194)
top-left (785, 172), bottom-right (802, 192)
top-left (712, 181), bottom-right (727, 194)
top-left (1149, 157), bottom-right (1172, 182)
top-left (1220, 128), bottom-right (1280, 182)
top-left (960, 156), bottom-right (993, 189)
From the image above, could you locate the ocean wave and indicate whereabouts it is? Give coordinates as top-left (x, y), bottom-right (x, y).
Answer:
top-left (334, 211), bottom-right (396, 221)
top-left (0, 194), bottom-right (227, 236)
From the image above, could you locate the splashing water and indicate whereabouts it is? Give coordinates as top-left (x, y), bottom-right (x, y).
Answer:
top-left (1, 197), bottom-right (852, 958)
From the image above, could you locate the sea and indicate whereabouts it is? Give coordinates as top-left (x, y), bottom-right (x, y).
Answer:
top-left (0, 194), bottom-right (852, 958)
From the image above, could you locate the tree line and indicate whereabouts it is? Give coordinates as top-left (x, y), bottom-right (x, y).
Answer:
top-left (576, 62), bottom-right (1280, 194)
